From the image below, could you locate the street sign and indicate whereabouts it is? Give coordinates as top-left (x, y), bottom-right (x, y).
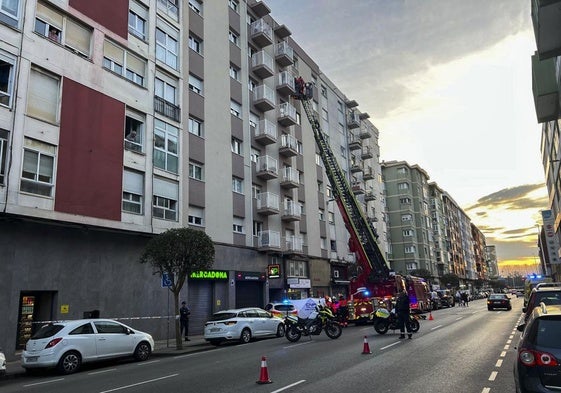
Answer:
top-left (162, 272), bottom-right (173, 288)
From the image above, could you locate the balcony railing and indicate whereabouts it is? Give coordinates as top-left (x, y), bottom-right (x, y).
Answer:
top-left (278, 102), bottom-right (297, 126)
top-left (275, 41), bottom-right (294, 66)
top-left (258, 230), bottom-right (281, 249)
top-left (348, 134), bottom-right (362, 150)
top-left (285, 235), bottom-right (304, 253)
top-left (254, 119), bottom-right (277, 145)
top-left (363, 166), bottom-right (375, 180)
top-left (361, 146), bottom-right (373, 160)
top-left (282, 200), bottom-right (301, 221)
top-left (359, 125), bottom-right (372, 139)
top-left (531, 0), bottom-right (561, 60)
top-left (251, 50), bottom-right (274, 79)
top-left (248, 0), bottom-right (270, 17)
top-left (256, 192), bottom-right (280, 215)
top-left (276, 70), bottom-right (295, 96)
top-left (256, 155), bottom-right (278, 180)
top-left (347, 110), bottom-right (360, 129)
top-left (279, 134), bottom-right (298, 157)
top-left (253, 84), bottom-right (275, 112)
top-left (250, 19), bottom-right (273, 48)
top-left (154, 96), bottom-right (180, 122)
top-left (280, 166), bottom-right (300, 188)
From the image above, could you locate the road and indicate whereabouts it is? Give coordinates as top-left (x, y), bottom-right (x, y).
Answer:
top-left (0, 297), bottom-right (524, 393)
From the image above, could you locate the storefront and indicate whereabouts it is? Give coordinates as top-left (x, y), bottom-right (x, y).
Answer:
top-left (235, 271), bottom-right (266, 308)
top-left (187, 270), bottom-right (229, 335)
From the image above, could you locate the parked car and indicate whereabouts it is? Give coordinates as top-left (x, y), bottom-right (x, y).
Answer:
top-left (0, 349), bottom-right (6, 377)
top-left (21, 319), bottom-right (154, 375)
top-left (514, 304), bottom-right (561, 392)
top-left (436, 289), bottom-right (455, 307)
top-left (522, 284), bottom-right (561, 322)
top-left (487, 293), bottom-right (512, 311)
top-left (264, 302), bottom-right (298, 318)
top-left (204, 307), bottom-right (285, 346)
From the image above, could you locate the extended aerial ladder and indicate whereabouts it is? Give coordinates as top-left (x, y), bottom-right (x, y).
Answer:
top-left (293, 78), bottom-right (391, 290)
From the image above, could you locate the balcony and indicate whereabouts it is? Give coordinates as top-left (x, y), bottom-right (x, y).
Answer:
top-left (274, 23), bottom-right (291, 39)
top-left (258, 230), bottom-right (281, 251)
top-left (531, 0), bottom-right (561, 60)
top-left (361, 146), bottom-right (373, 160)
top-left (275, 41), bottom-right (294, 67)
top-left (278, 102), bottom-right (297, 126)
top-left (253, 84), bottom-right (276, 112)
top-left (279, 134), bottom-right (298, 157)
top-left (276, 70), bottom-right (295, 97)
top-left (347, 110), bottom-right (360, 129)
top-left (365, 191), bottom-right (376, 202)
top-left (248, 0), bottom-right (270, 17)
top-left (532, 53), bottom-right (559, 123)
top-left (363, 166), bottom-right (375, 180)
top-left (254, 119), bottom-right (277, 145)
top-left (348, 135), bottom-right (362, 151)
top-left (154, 96), bottom-right (180, 122)
top-left (250, 19), bottom-right (273, 48)
top-left (257, 192), bottom-right (280, 215)
top-left (345, 99), bottom-right (358, 108)
top-left (281, 201), bottom-right (301, 222)
top-left (351, 181), bottom-right (364, 195)
top-left (359, 125), bottom-right (372, 139)
top-left (280, 166), bottom-right (300, 189)
top-left (256, 155), bottom-right (278, 180)
top-left (350, 161), bottom-right (362, 173)
top-left (285, 235), bottom-right (304, 253)
top-left (251, 50), bottom-right (274, 79)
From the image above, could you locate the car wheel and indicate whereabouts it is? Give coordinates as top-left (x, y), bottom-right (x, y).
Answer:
top-left (276, 323), bottom-right (285, 337)
top-left (134, 341), bottom-right (152, 361)
top-left (57, 351), bottom-right (81, 375)
top-left (240, 328), bottom-right (251, 344)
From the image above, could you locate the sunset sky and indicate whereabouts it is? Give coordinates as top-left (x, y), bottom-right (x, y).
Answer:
top-left (266, 0), bottom-right (548, 276)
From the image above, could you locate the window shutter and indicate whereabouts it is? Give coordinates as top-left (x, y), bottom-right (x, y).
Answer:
top-left (65, 20), bottom-right (91, 56)
top-left (153, 177), bottom-right (177, 199)
top-left (123, 170), bottom-right (143, 195)
top-left (36, 3), bottom-right (63, 29)
top-left (103, 40), bottom-right (124, 64)
top-left (27, 69), bottom-right (59, 123)
top-left (126, 53), bottom-right (145, 76)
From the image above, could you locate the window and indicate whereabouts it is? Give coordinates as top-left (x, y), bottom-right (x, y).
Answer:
top-left (404, 246), bottom-right (416, 254)
top-left (123, 169), bottom-right (144, 214)
top-left (189, 161), bottom-right (203, 180)
top-left (188, 34), bottom-right (202, 54)
top-left (188, 205), bottom-right (204, 226)
top-left (296, 112), bottom-right (301, 125)
top-left (231, 137), bottom-right (242, 155)
top-left (398, 182), bottom-right (409, 190)
top-left (233, 216), bottom-right (244, 234)
top-left (232, 176), bottom-right (243, 194)
top-left (252, 184), bottom-right (261, 198)
top-left (228, 30), bottom-right (239, 46)
top-left (229, 64), bottom-right (240, 81)
top-left (288, 260), bottom-right (306, 277)
top-left (188, 0), bottom-right (202, 15)
top-left (0, 128), bottom-right (8, 184)
top-left (253, 221), bottom-right (263, 237)
top-left (250, 148), bottom-right (259, 163)
top-left (156, 24), bottom-right (179, 70)
top-left (153, 177), bottom-right (178, 221)
top-left (154, 119), bottom-right (178, 173)
top-left (1, 0), bottom-right (20, 26)
top-left (400, 197), bottom-right (411, 204)
top-left (397, 167), bottom-right (407, 174)
top-left (157, 0), bottom-right (178, 21)
top-left (402, 214), bottom-right (412, 222)
top-left (249, 112), bottom-right (259, 128)
top-left (321, 85), bottom-right (327, 98)
top-left (103, 40), bottom-right (146, 86)
top-left (188, 74), bottom-right (203, 94)
top-left (230, 100), bottom-right (241, 117)
top-left (35, 3), bottom-right (91, 57)
top-left (128, 1), bottom-right (147, 39)
top-left (0, 51), bottom-right (16, 107)
top-left (328, 211), bottom-right (335, 224)
top-left (403, 229), bottom-right (413, 237)
top-left (319, 209), bottom-right (325, 221)
top-left (155, 75), bottom-right (177, 104)
top-left (124, 110), bottom-right (144, 152)
top-left (248, 78), bottom-right (257, 92)
top-left (27, 67), bottom-right (60, 124)
top-left (20, 138), bottom-right (55, 197)
top-left (228, 0), bottom-right (239, 12)
top-left (188, 117), bottom-right (203, 137)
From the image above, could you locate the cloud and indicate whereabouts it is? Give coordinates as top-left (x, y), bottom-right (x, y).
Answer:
top-left (466, 184), bottom-right (548, 210)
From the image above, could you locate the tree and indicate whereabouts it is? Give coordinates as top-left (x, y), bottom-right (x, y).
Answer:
top-left (440, 273), bottom-right (460, 289)
top-left (140, 228), bottom-right (215, 349)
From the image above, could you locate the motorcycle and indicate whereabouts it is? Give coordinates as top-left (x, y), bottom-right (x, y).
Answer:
top-left (372, 307), bottom-right (420, 335)
top-left (284, 304), bottom-right (343, 342)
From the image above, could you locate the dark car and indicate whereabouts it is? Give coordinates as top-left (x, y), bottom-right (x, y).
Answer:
top-left (514, 304), bottom-right (561, 392)
top-left (436, 289), bottom-right (455, 307)
top-left (522, 285), bottom-right (561, 322)
top-left (487, 293), bottom-right (512, 311)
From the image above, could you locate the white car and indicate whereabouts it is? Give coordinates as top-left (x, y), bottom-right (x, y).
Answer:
top-left (21, 319), bottom-right (154, 374)
top-left (0, 349), bottom-right (6, 376)
top-left (204, 307), bottom-right (285, 346)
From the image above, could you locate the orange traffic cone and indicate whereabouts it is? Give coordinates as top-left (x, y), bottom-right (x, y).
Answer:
top-left (429, 311), bottom-right (434, 321)
top-left (256, 356), bottom-right (272, 384)
top-left (362, 336), bottom-right (372, 354)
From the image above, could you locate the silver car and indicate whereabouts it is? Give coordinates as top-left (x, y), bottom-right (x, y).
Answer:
top-left (21, 319), bottom-right (154, 374)
top-left (204, 307), bottom-right (285, 346)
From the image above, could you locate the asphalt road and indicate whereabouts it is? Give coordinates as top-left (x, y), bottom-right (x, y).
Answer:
top-left (0, 297), bottom-right (524, 393)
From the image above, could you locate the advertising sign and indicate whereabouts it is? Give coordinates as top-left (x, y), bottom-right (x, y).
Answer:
top-left (541, 210), bottom-right (560, 265)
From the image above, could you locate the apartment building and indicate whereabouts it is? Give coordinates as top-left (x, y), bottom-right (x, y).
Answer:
top-left (531, 0), bottom-right (561, 281)
top-left (0, 0), bottom-right (388, 356)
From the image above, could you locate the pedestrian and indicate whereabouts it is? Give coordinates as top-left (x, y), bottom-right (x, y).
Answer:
top-left (395, 288), bottom-right (412, 339)
top-left (455, 290), bottom-right (462, 306)
top-left (461, 292), bottom-right (469, 307)
top-left (180, 301), bottom-right (191, 341)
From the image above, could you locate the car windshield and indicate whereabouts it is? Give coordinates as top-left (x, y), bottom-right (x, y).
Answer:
top-left (274, 305), bottom-right (295, 312)
top-left (533, 318), bottom-right (561, 349)
top-left (31, 324), bottom-right (65, 339)
top-left (209, 312), bottom-right (238, 321)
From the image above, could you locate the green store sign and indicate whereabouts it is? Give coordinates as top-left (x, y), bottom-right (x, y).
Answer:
top-left (189, 270), bottom-right (228, 280)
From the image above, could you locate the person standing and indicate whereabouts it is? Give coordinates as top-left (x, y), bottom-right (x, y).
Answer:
top-left (395, 288), bottom-right (412, 339)
top-left (180, 301), bottom-right (191, 341)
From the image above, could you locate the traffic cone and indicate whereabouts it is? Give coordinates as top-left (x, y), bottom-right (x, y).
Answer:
top-left (362, 336), bottom-right (372, 354)
top-left (429, 311), bottom-right (434, 321)
top-left (256, 356), bottom-right (272, 384)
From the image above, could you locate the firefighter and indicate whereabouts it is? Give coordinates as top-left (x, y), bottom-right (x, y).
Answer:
top-left (395, 288), bottom-right (412, 339)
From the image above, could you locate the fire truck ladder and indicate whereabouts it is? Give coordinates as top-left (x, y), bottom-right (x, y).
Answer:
top-left (298, 91), bottom-right (390, 280)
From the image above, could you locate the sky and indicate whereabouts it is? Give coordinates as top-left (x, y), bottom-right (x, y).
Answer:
top-left (265, 0), bottom-right (548, 276)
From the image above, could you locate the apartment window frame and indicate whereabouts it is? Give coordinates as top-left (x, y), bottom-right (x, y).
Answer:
top-left (188, 116), bottom-right (203, 137)
top-left (0, 51), bottom-right (16, 108)
top-left (124, 110), bottom-right (145, 153)
top-left (156, 0), bottom-right (178, 22)
top-left (228, 30), bottom-right (239, 46)
top-left (153, 177), bottom-right (178, 221)
top-left (288, 260), bottom-right (307, 278)
top-left (231, 137), bottom-right (242, 155)
top-left (20, 138), bottom-right (55, 197)
top-left (155, 74), bottom-right (177, 105)
top-left (404, 245), bottom-right (416, 254)
top-left (103, 40), bottom-right (146, 86)
top-left (398, 182), bottom-right (409, 190)
top-left (188, 33), bottom-right (202, 54)
top-left (228, 0), bottom-right (239, 13)
top-left (188, 205), bottom-right (204, 226)
top-left (229, 64), bottom-right (240, 81)
top-left (128, 1), bottom-right (147, 40)
top-left (188, 74), bottom-right (203, 95)
top-left (156, 23), bottom-right (179, 70)
top-left (27, 67), bottom-right (60, 124)
top-left (122, 169), bottom-right (144, 214)
top-left (230, 100), bottom-right (241, 118)
top-left (188, 0), bottom-right (202, 15)
top-left (189, 161), bottom-right (204, 181)
top-left (233, 216), bottom-right (244, 234)
top-left (0, 128), bottom-right (8, 184)
top-left (1, 0), bottom-right (20, 24)
top-left (232, 176), bottom-right (244, 194)
top-left (154, 119), bottom-right (179, 174)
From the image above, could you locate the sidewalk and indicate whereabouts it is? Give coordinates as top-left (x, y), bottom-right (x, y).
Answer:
top-left (2, 335), bottom-right (212, 380)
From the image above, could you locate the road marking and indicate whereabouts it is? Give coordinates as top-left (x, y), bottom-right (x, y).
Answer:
top-left (481, 388), bottom-right (491, 393)
top-left (137, 360), bottom-right (159, 366)
top-left (99, 374), bottom-right (178, 393)
top-left (283, 341), bottom-right (312, 350)
top-left (89, 368), bottom-right (117, 375)
top-left (455, 317), bottom-right (463, 321)
top-left (504, 344), bottom-right (510, 350)
top-left (24, 379), bottom-right (65, 387)
top-left (500, 351), bottom-right (507, 357)
top-left (507, 339), bottom-right (512, 344)
top-left (430, 325), bottom-right (443, 331)
top-left (381, 341), bottom-right (401, 350)
top-left (270, 380), bottom-right (306, 393)
top-left (489, 371), bottom-right (498, 381)
top-left (495, 359), bottom-right (503, 367)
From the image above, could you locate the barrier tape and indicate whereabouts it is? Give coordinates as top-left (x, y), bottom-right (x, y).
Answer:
top-left (27, 316), bottom-right (178, 325)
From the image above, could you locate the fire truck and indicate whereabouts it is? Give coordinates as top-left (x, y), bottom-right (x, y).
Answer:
top-left (293, 78), bottom-right (430, 323)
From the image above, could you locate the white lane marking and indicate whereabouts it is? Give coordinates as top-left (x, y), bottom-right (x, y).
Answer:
top-left (496, 359), bottom-right (503, 367)
top-left (24, 379), bottom-right (65, 387)
top-left (137, 360), bottom-right (159, 366)
top-left (431, 325), bottom-right (443, 331)
top-left (507, 339), bottom-right (512, 344)
top-left (99, 374), bottom-right (178, 393)
top-left (481, 388), bottom-right (491, 393)
top-left (500, 351), bottom-right (507, 357)
top-left (283, 341), bottom-right (312, 350)
top-left (455, 317), bottom-right (463, 321)
top-left (89, 368), bottom-right (117, 375)
top-left (380, 341), bottom-right (401, 350)
top-left (270, 380), bottom-right (306, 393)
top-left (489, 371), bottom-right (498, 381)
top-left (504, 344), bottom-right (510, 350)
